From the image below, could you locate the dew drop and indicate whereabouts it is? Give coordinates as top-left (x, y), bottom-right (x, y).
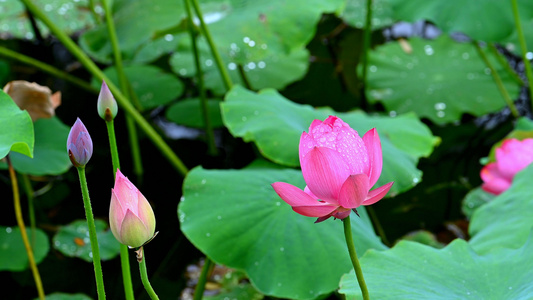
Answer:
top-left (241, 116), bottom-right (247, 122)
top-left (261, 44), bottom-right (268, 49)
top-left (389, 111), bottom-right (397, 117)
top-left (5, 227), bottom-right (12, 234)
top-left (527, 52), bottom-right (533, 60)
top-left (248, 40), bottom-right (256, 47)
top-left (164, 34), bottom-right (174, 41)
top-left (434, 102), bottom-right (446, 110)
top-left (217, 216), bottom-right (222, 220)
top-left (228, 62), bottom-right (237, 70)
top-left (205, 59), bottom-right (213, 67)
top-left (280, 247), bottom-right (284, 251)
top-left (243, 36), bottom-right (250, 43)
top-left (206, 233), bottom-right (211, 237)
top-left (258, 61), bottom-right (266, 68)
top-left (462, 52), bottom-right (470, 59)
top-left (247, 62), bottom-right (256, 70)
top-left (276, 202), bottom-right (281, 206)
top-left (201, 179), bottom-right (207, 184)
top-left (369, 65), bottom-right (377, 72)
top-left (179, 68), bottom-right (187, 76)
top-left (424, 45), bottom-right (434, 55)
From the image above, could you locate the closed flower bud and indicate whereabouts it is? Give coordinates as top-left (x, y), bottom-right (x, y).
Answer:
top-left (109, 169), bottom-right (156, 248)
top-left (97, 81), bottom-right (118, 121)
top-left (66, 118), bottom-right (93, 167)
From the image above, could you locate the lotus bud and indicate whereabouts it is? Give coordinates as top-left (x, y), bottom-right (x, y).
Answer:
top-left (109, 169), bottom-right (156, 248)
top-left (97, 81), bottom-right (118, 121)
top-left (66, 118), bottom-right (93, 167)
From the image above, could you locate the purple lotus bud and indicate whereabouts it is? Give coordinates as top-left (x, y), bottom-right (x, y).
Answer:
top-left (67, 118), bottom-right (93, 167)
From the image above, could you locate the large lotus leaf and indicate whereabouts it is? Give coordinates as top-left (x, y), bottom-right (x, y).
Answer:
top-left (169, 0), bottom-right (342, 95)
top-left (79, 0), bottom-right (185, 63)
top-left (0, 91), bottom-right (33, 159)
top-left (53, 220), bottom-right (121, 262)
top-left (169, 34), bottom-right (310, 95)
top-left (338, 235), bottom-right (533, 299)
top-left (387, 0), bottom-right (514, 42)
top-left (179, 164), bottom-right (387, 299)
top-left (0, 226), bottom-right (50, 271)
top-left (340, 0), bottom-right (395, 29)
top-left (468, 164), bottom-right (533, 254)
top-left (221, 86), bottom-right (437, 195)
top-left (166, 98), bottom-right (224, 128)
top-left (366, 35), bottom-right (521, 124)
top-left (7, 117), bottom-right (70, 176)
top-left (96, 65), bottom-right (184, 110)
top-left (0, 0), bottom-right (97, 40)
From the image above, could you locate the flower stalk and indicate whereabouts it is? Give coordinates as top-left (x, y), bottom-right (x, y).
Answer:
top-left (136, 247), bottom-right (160, 300)
top-left (343, 216), bottom-right (370, 300)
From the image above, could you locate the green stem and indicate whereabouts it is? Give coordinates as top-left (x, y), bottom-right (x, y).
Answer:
top-left (21, 0), bottom-right (188, 176)
top-left (104, 120), bottom-right (135, 300)
top-left (101, 0), bottom-right (144, 182)
top-left (184, 0), bottom-right (218, 156)
top-left (366, 206), bottom-right (389, 247)
top-left (237, 64), bottom-right (253, 90)
top-left (7, 156), bottom-right (45, 300)
top-left (194, 257), bottom-right (214, 300)
top-left (190, 0), bottom-right (233, 91)
top-left (76, 167), bottom-right (106, 300)
top-left (20, 174), bottom-right (36, 248)
top-left (473, 41), bottom-right (519, 118)
top-left (488, 43), bottom-right (524, 85)
top-left (511, 0), bottom-right (533, 108)
top-left (360, 0), bottom-right (373, 88)
top-left (343, 216), bottom-right (369, 300)
top-left (137, 247), bottom-right (160, 300)
top-left (0, 46), bottom-right (97, 93)
top-left (88, 0), bottom-right (101, 24)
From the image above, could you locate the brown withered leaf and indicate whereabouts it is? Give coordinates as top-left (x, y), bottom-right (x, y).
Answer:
top-left (3, 80), bottom-right (61, 121)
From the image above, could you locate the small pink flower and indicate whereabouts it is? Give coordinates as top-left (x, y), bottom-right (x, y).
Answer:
top-left (66, 118), bottom-right (93, 167)
top-left (97, 81), bottom-right (118, 121)
top-left (109, 169), bottom-right (156, 248)
top-left (272, 116), bottom-right (394, 222)
top-left (481, 138), bottom-right (533, 195)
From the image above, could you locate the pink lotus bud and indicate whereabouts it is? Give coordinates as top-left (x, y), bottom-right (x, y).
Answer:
top-left (272, 116), bottom-right (394, 222)
top-left (66, 118), bottom-right (93, 167)
top-left (481, 138), bottom-right (533, 195)
top-left (97, 81), bottom-right (118, 121)
top-left (109, 169), bottom-right (156, 248)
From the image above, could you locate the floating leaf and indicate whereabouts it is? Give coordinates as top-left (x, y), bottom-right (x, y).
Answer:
top-left (0, 226), bottom-right (49, 271)
top-left (179, 164), bottom-right (386, 299)
top-left (166, 98), bottom-right (223, 128)
top-left (97, 65), bottom-right (184, 110)
top-left (461, 187), bottom-right (495, 219)
top-left (0, 0), bottom-right (97, 40)
top-left (0, 90), bottom-right (33, 159)
top-left (339, 235), bottom-right (533, 299)
top-left (366, 35), bottom-right (521, 124)
top-left (6, 117), bottom-right (71, 176)
top-left (53, 220), bottom-right (120, 262)
top-left (221, 86), bottom-right (437, 195)
top-left (469, 164), bottom-right (533, 254)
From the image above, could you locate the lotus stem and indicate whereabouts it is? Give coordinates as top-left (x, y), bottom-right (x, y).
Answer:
top-left (510, 0), bottom-right (533, 109)
top-left (136, 247), bottom-right (160, 300)
top-left (343, 216), bottom-right (370, 300)
top-left (361, 0), bottom-right (374, 90)
top-left (193, 257), bottom-right (214, 300)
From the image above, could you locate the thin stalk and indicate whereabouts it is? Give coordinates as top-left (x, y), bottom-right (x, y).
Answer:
top-left (76, 167), bottom-right (106, 300)
top-left (189, 0), bottom-right (233, 91)
top-left (488, 43), bottom-right (524, 85)
top-left (105, 120), bottom-right (135, 300)
top-left (21, 0), bottom-right (188, 176)
top-left (237, 64), bottom-right (253, 90)
top-left (101, 0), bottom-right (144, 182)
top-left (343, 216), bottom-right (369, 300)
top-left (0, 46), bottom-right (97, 93)
top-left (20, 174), bottom-right (36, 248)
top-left (136, 247), bottom-right (160, 300)
top-left (511, 0), bottom-right (533, 108)
top-left (184, 0), bottom-right (218, 156)
top-left (360, 0), bottom-right (373, 88)
top-left (88, 0), bottom-right (102, 24)
top-left (7, 156), bottom-right (45, 300)
top-left (473, 41), bottom-right (519, 118)
top-left (366, 206), bottom-right (389, 246)
top-left (193, 257), bottom-right (214, 300)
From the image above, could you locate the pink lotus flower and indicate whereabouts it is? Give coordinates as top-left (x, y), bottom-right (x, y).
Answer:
top-left (109, 169), bottom-right (156, 248)
top-left (66, 118), bottom-right (93, 167)
top-left (272, 116), bottom-right (394, 222)
top-left (481, 138), bottom-right (533, 195)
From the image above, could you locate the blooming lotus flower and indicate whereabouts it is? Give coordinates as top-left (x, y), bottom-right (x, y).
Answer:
top-left (272, 116), bottom-right (394, 222)
top-left (97, 81), bottom-right (118, 121)
top-left (67, 118), bottom-right (93, 167)
top-left (481, 138), bottom-right (533, 195)
top-left (109, 169), bottom-right (156, 248)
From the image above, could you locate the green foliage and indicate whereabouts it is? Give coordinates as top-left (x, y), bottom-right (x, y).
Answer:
top-left (166, 98), bottom-right (223, 128)
top-left (0, 91), bottom-right (33, 159)
top-left (179, 164), bottom-right (387, 299)
top-left (0, 226), bottom-right (49, 271)
top-left (5, 117), bottom-right (70, 175)
top-left (365, 35), bottom-right (521, 124)
top-left (39, 293), bottom-right (93, 300)
top-left (52, 220), bottom-right (121, 262)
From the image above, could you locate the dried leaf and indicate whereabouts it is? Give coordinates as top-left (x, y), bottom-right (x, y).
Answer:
top-left (3, 80), bottom-right (61, 121)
